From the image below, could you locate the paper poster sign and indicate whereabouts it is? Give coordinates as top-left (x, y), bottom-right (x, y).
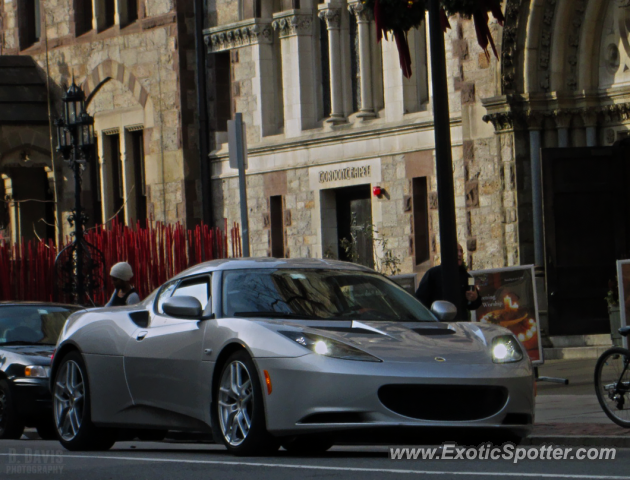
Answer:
top-left (616, 260), bottom-right (630, 349)
top-left (470, 265), bottom-right (544, 365)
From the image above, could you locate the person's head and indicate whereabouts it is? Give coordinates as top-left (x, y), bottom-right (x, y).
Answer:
top-left (457, 244), bottom-right (464, 267)
top-left (110, 262), bottom-right (133, 290)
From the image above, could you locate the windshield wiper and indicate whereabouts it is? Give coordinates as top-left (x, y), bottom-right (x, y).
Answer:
top-left (233, 311), bottom-right (319, 319)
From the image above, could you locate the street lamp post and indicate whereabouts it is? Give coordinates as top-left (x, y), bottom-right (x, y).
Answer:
top-left (427, 0), bottom-right (460, 309)
top-left (54, 81), bottom-right (98, 306)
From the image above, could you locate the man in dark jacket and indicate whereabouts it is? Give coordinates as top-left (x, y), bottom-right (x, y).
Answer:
top-left (415, 244), bottom-right (481, 321)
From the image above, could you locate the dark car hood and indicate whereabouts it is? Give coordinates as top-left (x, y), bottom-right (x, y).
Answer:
top-left (0, 345), bottom-right (55, 365)
top-left (266, 319), bottom-right (513, 364)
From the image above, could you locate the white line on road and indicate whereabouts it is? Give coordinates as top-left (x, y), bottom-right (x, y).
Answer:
top-left (0, 453), bottom-right (628, 479)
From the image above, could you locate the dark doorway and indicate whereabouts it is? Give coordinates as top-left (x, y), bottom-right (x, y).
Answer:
top-left (412, 177), bottom-right (430, 265)
top-left (270, 195), bottom-right (284, 257)
top-left (542, 146), bottom-right (630, 336)
top-left (7, 167), bottom-right (53, 242)
top-left (105, 134), bottom-right (124, 224)
top-left (129, 130), bottom-right (147, 227)
top-left (336, 185), bottom-right (373, 269)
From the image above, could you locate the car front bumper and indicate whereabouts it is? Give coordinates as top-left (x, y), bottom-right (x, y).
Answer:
top-left (11, 378), bottom-right (53, 424)
top-left (255, 355), bottom-right (534, 440)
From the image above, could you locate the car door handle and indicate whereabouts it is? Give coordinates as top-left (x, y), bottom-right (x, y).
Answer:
top-left (136, 331), bottom-right (148, 341)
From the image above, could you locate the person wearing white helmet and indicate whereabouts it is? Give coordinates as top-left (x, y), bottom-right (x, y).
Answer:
top-left (106, 262), bottom-right (141, 307)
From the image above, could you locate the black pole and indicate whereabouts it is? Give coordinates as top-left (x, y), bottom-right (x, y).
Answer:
top-left (428, 0), bottom-right (460, 309)
top-left (72, 149), bottom-right (85, 306)
top-left (194, 0), bottom-right (213, 227)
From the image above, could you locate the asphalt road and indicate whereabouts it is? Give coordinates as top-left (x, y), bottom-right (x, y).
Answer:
top-left (1, 439), bottom-right (629, 480)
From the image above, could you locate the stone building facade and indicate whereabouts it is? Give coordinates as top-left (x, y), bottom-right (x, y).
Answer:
top-left (205, 0), bottom-right (630, 337)
top-left (0, 0), bottom-right (202, 243)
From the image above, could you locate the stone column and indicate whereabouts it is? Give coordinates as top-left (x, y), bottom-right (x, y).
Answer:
top-left (526, 112), bottom-right (544, 269)
top-left (272, 10), bottom-right (320, 136)
top-left (318, 6), bottom-right (346, 124)
top-left (553, 111), bottom-right (571, 148)
top-left (582, 109), bottom-right (599, 147)
top-left (348, 1), bottom-right (375, 119)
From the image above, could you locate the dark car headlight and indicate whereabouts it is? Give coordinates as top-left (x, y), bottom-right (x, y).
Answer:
top-left (279, 331), bottom-right (382, 362)
top-left (491, 335), bottom-right (524, 364)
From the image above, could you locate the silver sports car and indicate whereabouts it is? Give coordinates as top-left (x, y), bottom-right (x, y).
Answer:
top-left (50, 258), bottom-right (534, 455)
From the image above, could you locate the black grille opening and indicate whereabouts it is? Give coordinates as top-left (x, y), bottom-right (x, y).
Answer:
top-left (378, 385), bottom-right (508, 421)
top-left (412, 328), bottom-right (455, 336)
top-left (312, 327), bottom-right (380, 335)
top-left (298, 412), bottom-right (366, 424)
top-left (502, 413), bottom-right (532, 425)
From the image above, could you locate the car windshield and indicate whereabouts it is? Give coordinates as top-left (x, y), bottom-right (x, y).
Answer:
top-left (0, 306), bottom-right (77, 346)
top-left (222, 269), bottom-right (436, 322)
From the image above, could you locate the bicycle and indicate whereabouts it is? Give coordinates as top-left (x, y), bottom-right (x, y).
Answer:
top-left (594, 326), bottom-right (630, 427)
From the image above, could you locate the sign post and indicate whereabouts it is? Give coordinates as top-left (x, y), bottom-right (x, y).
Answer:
top-left (228, 113), bottom-right (250, 257)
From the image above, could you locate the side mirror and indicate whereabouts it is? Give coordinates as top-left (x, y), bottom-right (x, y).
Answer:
top-left (431, 300), bottom-right (458, 322)
top-left (162, 296), bottom-right (203, 319)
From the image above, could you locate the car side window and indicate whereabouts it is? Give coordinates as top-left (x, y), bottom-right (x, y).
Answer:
top-left (171, 276), bottom-right (211, 311)
top-left (155, 280), bottom-right (178, 314)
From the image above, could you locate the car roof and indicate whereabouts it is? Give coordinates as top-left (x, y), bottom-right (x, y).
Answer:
top-left (172, 257), bottom-right (374, 280)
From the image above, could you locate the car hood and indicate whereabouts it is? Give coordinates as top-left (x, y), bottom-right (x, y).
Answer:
top-left (0, 345), bottom-right (55, 365)
top-left (265, 320), bottom-right (514, 364)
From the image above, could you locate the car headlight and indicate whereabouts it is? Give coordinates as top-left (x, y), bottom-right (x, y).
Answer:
top-left (279, 331), bottom-right (382, 362)
top-left (491, 335), bottom-right (524, 364)
top-left (24, 365), bottom-right (50, 378)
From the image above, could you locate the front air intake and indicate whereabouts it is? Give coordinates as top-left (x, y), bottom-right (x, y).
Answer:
top-left (378, 385), bottom-right (508, 421)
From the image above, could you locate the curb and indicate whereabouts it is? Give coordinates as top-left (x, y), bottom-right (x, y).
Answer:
top-left (524, 435), bottom-right (630, 448)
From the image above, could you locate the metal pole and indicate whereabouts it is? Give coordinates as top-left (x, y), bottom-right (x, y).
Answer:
top-left (193, 0), bottom-right (213, 227)
top-left (428, 0), bottom-right (460, 308)
top-left (234, 113), bottom-right (250, 257)
top-left (529, 129), bottom-right (544, 268)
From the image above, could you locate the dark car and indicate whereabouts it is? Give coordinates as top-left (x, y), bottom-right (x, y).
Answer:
top-left (0, 302), bottom-right (81, 440)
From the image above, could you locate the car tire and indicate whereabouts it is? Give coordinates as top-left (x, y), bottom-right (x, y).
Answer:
top-left (281, 435), bottom-right (333, 455)
top-left (52, 351), bottom-right (116, 451)
top-left (214, 350), bottom-right (279, 456)
top-left (0, 379), bottom-right (25, 440)
top-left (36, 419), bottom-right (59, 440)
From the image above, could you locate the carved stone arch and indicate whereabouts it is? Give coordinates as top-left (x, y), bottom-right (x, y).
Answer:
top-left (521, 0), bottom-right (545, 93)
top-left (81, 59), bottom-right (150, 110)
top-left (578, 0), bottom-right (614, 91)
top-left (0, 144), bottom-right (52, 170)
top-left (547, 0), bottom-right (574, 92)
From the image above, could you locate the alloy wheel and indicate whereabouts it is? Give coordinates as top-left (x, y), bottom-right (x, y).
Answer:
top-left (218, 360), bottom-right (254, 446)
top-left (54, 360), bottom-right (85, 441)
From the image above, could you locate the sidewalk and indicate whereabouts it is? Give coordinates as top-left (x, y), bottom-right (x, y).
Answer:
top-left (526, 358), bottom-right (630, 447)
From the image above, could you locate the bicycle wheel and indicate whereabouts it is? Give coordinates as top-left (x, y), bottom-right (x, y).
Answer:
top-left (594, 347), bottom-right (630, 428)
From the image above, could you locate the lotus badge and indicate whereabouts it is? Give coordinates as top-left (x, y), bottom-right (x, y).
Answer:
top-left (435, 357), bottom-right (446, 362)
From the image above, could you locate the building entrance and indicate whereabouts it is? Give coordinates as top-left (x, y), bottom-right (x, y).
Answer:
top-left (542, 145), bottom-right (630, 336)
top-left (335, 185), bottom-right (374, 269)
top-left (5, 167), bottom-right (54, 242)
